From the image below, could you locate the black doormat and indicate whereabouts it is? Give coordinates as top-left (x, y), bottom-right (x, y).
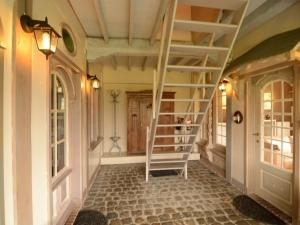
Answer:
top-left (73, 209), bottom-right (108, 225)
top-left (150, 170), bottom-right (178, 177)
top-left (233, 195), bottom-right (286, 225)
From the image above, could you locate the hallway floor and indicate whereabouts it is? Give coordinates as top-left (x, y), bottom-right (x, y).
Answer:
top-left (83, 162), bottom-right (268, 225)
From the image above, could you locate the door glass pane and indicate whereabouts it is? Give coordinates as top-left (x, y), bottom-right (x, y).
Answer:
top-left (57, 112), bottom-right (65, 141)
top-left (263, 138), bottom-right (271, 163)
top-left (283, 116), bottom-right (292, 128)
top-left (52, 147), bottom-right (55, 177)
top-left (57, 142), bottom-right (65, 173)
top-left (273, 102), bottom-right (281, 113)
top-left (284, 82), bottom-right (293, 99)
top-left (50, 113), bottom-right (55, 144)
top-left (283, 156), bottom-right (293, 170)
top-left (284, 101), bottom-right (293, 113)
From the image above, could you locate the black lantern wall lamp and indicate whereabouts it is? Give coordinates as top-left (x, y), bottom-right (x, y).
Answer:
top-left (87, 74), bottom-right (100, 89)
top-left (20, 14), bottom-right (61, 59)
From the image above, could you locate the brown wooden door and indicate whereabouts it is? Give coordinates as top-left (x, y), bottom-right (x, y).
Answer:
top-left (138, 98), bottom-right (152, 151)
top-left (127, 95), bottom-right (140, 153)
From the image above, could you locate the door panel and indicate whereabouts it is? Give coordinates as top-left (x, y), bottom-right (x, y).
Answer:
top-left (255, 79), bottom-right (293, 215)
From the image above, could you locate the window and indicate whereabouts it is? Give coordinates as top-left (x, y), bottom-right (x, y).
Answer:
top-left (61, 24), bottom-right (76, 55)
top-left (216, 89), bottom-right (227, 146)
top-left (50, 74), bottom-right (67, 177)
top-left (262, 80), bottom-right (293, 171)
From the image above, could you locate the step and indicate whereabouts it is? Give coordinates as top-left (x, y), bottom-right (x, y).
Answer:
top-left (161, 98), bottom-right (210, 102)
top-left (149, 162), bottom-right (185, 171)
top-left (157, 124), bottom-right (200, 127)
top-left (167, 65), bottom-right (221, 73)
top-left (155, 134), bottom-right (196, 138)
top-left (173, 19), bottom-right (237, 37)
top-left (177, 0), bottom-right (246, 11)
top-left (164, 83), bottom-right (215, 88)
top-left (170, 44), bottom-right (228, 57)
top-left (153, 143), bottom-right (193, 148)
top-left (150, 158), bottom-right (186, 164)
top-left (158, 112), bottom-right (204, 116)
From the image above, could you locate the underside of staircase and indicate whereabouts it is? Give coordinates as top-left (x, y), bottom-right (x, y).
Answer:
top-left (146, 0), bottom-right (248, 182)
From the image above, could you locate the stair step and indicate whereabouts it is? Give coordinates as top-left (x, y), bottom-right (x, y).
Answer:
top-left (155, 134), bottom-right (196, 138)
top-left (149, 162), bottom-right (185, 171)
top-left (157, 124), bottom-right (200, 127)
top-left (167, 65), bottom-right (221, 73)
top-left (161, 98), bottom-right (210, 102)
top-left (164, 83), bottom-right (215, 88)
top-left (152, 150), bottom-right (190, 155)
top-left (170, 44), bottom-right (228, 57)
top-left (173, 19), bottom-right (237, 37)
top-left (150, 158), bottom-right (186, 164)
top-left (177, 0), bottom-right (246, 11)
top-left (159, 112), bottom-right (204, 116)
top-left (154, 144), bottom-right (193, 148)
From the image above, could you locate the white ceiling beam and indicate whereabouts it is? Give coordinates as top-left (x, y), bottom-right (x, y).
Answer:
top-left (111, 56), bottom-right (118, 70)
top-left (93, 0), bottom-right (109, 43)
top-left (87, 38), bottom-right (160, 61)
top-left (129, 0), bottom-right (134, 45)
top-left (150, 0), bottom-right (169, 45)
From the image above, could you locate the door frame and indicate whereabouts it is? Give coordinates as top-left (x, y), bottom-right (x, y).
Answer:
top-left (245, 67), bottom-right (295, 212)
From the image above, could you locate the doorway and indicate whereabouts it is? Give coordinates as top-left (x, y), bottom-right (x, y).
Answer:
top-left (251, 74), bottom-right (294, 215)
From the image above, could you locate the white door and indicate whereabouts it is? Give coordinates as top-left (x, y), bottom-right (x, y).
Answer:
top-left (254, 79), bottom-right (293, 215)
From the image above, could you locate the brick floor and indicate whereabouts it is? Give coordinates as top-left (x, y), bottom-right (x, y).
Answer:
top-left (79, 161), bottom-right (274, 225)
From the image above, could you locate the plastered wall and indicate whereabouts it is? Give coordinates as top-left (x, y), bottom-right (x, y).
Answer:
top-left (232, 2), bottom-right (300, 59)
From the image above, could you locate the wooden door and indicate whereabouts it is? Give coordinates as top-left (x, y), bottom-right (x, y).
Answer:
top-left (138, 98), bottom-right (152, 151)
top-left (127, 95), bottom-right (140, 153)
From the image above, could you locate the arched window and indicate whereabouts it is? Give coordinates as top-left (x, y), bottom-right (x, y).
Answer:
top-left (50, 73), bottom-right (67, 177)
top-left (262, 80), bottom-right (293, 171)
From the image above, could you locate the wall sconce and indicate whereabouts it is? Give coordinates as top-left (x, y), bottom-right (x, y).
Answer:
top-left (218, 79), bottom-right (229, 92)
top-left (87, 74), bottom-right (100, 89)
top-left (20, 15), bottom-right (61, 59)
top-left (233, 111), bottom-right (243, 124)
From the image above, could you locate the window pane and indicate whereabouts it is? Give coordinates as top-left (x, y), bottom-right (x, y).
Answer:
top-left (272, 149), bottom-right (281, 168)
top-left (216, 135), bottom-right (221, 145)
top-left (263, 138), bottom-right (271, 163)
top-left (284, 82), bottom-right (293, 99)
top-left (273, 102), bottom-right (281, 113)
top-left (56, 78), bottom-right (65, 110)
top-left (282, 142), bottom-right (292, 157)
top-left (283, 116), bottom-right (292, 128)
top-left (273, 115), bottom-right (282, 127)
top-left (221, 137), bottom-right (226, 145)
top-left (273, 81), bottom-right (281, 100)
top-left (50, 113), bottom-right (55, 144)
top-left (284, 101), bottom-right (293, 113)
top-left (263, 84), bottom-right (272, 99)
top-left (57, 142), bottom-right (65, 173)
top-left (57, 113), bottom-right (65, 141)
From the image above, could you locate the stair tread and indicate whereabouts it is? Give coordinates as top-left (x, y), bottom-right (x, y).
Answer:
top-left (157, 124), bottom-right (200, 127)
top-left (167, 65), bottom-right (221, 72)
top-left (170, 44), bottom-right (228, 57)
top-left (177, 0), bottom-right (246, 11)
top-left (158, 112), bottom-right (204, 115)
top-left (155, 134), bottom-right (196, 138)
top-left (152, 150), bottom-right (190, 155)
top-left (173, 19), bottom-right (237, 36)
top-left (154, 143), bottom-right (193, 147)
top-left (150, 158), bottom-right (186, 164)
top-left (149, 162), bottom-right (185, 171)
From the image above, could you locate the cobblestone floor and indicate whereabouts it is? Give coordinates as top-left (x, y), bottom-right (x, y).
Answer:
top-left (83, 161), bottom-right (269, 225)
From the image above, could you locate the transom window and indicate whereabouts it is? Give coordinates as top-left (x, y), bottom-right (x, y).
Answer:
top-left (262, 80), bottom-right (293, 171)
top-left (216, 89), bottom-right (227, 146)
top-left (50, 74), bottom-right (67, 177)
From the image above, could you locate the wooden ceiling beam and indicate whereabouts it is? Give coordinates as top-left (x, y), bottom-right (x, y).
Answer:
top-left (150, 0), bottom-right (169, 45)
top-left (93, 0), bottom-right (109, 43)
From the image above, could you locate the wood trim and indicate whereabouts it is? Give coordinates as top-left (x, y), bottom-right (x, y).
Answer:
top-left (89, 136), bottom-right (104, 151)
top-left (51, 168), bottom-right (72, 190)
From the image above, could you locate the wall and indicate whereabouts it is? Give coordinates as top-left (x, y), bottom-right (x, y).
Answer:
top-left (89, 63), bottom-right (192, 154)
top-left (232, 2), bottom-right (300, 59)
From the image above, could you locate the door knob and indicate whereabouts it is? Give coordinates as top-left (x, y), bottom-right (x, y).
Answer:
top-left (252, 132), bottom-right (260, 136)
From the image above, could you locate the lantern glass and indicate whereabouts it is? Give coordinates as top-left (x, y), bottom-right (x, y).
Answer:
top-left (92, 79), bottom-right (100, 89)
top-left (34, 28), bottom-right (59, 57)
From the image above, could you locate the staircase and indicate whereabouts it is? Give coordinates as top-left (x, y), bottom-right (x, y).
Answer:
top-left (146, 0), bottom-right (248, 182)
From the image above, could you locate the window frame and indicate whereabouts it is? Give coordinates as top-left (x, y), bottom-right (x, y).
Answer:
top-left (215, 88), bottom-right (227, 146)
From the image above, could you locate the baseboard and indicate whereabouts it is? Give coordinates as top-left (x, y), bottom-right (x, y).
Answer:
top-left (101, 153), bottom-right (200, 165)
top-left (83, 164), bottom-right (101, 201)
top-left (231, 177), bottom-right (246, 193)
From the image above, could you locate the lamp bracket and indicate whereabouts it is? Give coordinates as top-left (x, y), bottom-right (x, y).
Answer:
top-left (20, 15), bottom-right (48, 33)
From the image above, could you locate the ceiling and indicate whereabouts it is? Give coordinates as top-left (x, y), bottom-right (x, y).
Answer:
top-left (68, 0), bottom-right (298, 70)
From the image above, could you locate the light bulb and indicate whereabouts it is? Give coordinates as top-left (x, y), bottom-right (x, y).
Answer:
top-left (42, 32), bottom-right (50, 50)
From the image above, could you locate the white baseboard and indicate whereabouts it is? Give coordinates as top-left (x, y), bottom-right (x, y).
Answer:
top-left (101, 153), bottom-right (200, 165)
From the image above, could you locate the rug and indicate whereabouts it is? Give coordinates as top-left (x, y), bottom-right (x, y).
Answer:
top-left (150, 170), bottom-right (178, 177)
top-left (73, 209), bottom-right (107, 225)
top-left (233, 195), bottom-right (286, 225)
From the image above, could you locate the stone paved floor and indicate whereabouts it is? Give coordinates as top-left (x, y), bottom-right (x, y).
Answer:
top-left (83, 161), bottom-right (269, 225)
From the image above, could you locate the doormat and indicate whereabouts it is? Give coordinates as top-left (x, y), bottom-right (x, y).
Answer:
top-left (233, 195), bottom-right (286, 225)
top-left (73, 209), bottom-right (108, 225)
top-left (150, 170), bottom-right (178, 177)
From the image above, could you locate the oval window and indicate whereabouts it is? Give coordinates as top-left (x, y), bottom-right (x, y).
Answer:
top-left (61, 26), bottom-right (76, 55)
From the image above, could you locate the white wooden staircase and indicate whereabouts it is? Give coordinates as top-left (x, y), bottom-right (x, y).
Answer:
top-left (146, 0), bottom-right (248, 182)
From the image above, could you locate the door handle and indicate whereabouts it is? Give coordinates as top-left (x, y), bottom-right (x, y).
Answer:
top-left (252, 132), bottom-right (260, 136)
